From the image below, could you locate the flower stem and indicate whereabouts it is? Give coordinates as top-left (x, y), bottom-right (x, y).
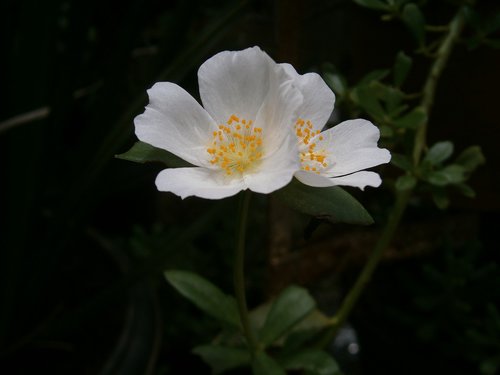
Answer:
top-left (319, 8), bottom-right (466, 347)
top-left (234, 190), bottom-right (258, 354)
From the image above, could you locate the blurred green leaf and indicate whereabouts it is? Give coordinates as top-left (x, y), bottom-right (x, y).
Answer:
top-left (402, 3), bottom-right (426, 45)
top-left (281, 350), bottom-right (343, 375)
top-left (392, 106), bottom-right (427, 129)
top-left (358, 69), bottom-right (391, 86)
top-left (455, 145), bottom-right (486, 172)
top-left (425, 141), bottom-right (454, 165)
top-left (394, 51), bottom-right (413, 87)
top-left (116, 141), bottom-right (191, 167)
top-left (455, 183), bottom-right (476, 198)
top-left (352, 85), bottom-right (385, 120)
top-left (164, 270), bottom-right (240, 328)
top-left (395, 174), bottom-right (417, 191)
top-left (258, 285), bottom-right (316, 346)
top-left (252, 352), bottom-right (286, 375)
top-left (432, 188), bottom-right (450, 210)
top-left (193, 345), bottom-right (250, 374)
top-left (274, 179), bottom-right (374, 225)
top-left (391, 153), bottom-right (413, 171)
top-left (427, 165), bottom-right (466, 186)
top-left (324, 72), bottom-right (348, 97)
top-left (353, 0), bottom-right (390, 11)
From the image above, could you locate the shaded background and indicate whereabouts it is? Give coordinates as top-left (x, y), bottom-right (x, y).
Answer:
top-left (1, 0), bottom-right (500, 374)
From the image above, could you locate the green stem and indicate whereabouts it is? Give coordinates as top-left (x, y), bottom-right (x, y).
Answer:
top-left (234, 190), bottom-right (258, 354)
top-left (320, 8), bottom-right (466, 347)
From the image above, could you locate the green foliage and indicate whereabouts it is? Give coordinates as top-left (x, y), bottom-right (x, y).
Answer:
top-left (352, 0), bottom-right (390, 11)
top-left (424, 141), bottom-right (454, 165)
top-left (402, 3), bottom-right (426, 46)
top-left (164, 270), bottom-right (241, 328)
top-left (395, 174), bottom-right (417, 191)
top-left (192, 346), bottom-right (250, 374)
top-left (252, 352), bottom-right (286, 375)
top-left (116, 141), bottom-right (191, 167)
top-left (274, 179), bottom-right (374, 225)
top-left (281, 350), bottom-right (343, 375)
top-left (393, 51), bottom-right (413, 87)
top-left (258, 286), bottom-right (316, 346)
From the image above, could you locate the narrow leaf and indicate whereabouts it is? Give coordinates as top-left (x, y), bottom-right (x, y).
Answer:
top-left (281, 350), bottom-right (343, 375)
top-left (324, 72), bottom-right (348, 97)
top-left (116, 141), bottom-right (191, 167)
top-left (395, 175), bottom-right (417, 191)
top-left (193, 345), bottom-right (250, 374)
top-left (402, 3), bottom-right (426, 45)
top-left (390, 153), bottom-right (413, 171)
top-left (432, 189), bottom-right (450, 210)
top-left (392, 107), bottom-right (427, 129)
top-left (274, 179), bottom-right (374, 225)
top-left (393, 51), bottom-right (413, 87)
top-left (352, 85), bottom-right (386, 121)
top-left (165, 270), bottom-right (240, 328)
top-left (252, 352), bottom-right (286, 375)
top-left (258, 285), bottom-right (316, 346)
top-left (425, 141), bottom-right (454, 165)
top-left (455, 145), bottom-right (485, 172)
top-left (427, 165), bottom-right (466, 186)
top-left (358, 69), bottom-right (391, 86)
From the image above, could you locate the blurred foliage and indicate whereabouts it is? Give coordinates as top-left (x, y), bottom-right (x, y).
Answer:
top-left (1, 0), bottom-right (499, 374)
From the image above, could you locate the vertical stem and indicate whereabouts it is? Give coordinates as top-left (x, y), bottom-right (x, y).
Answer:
top-left (234, 190), bottom-right (258, 354)
top-left (320, 8), bottom-right (466, 347)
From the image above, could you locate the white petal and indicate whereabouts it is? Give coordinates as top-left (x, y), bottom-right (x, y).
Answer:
top-left (244, 134), bottom-right (300, 194)
top-left (281, 64), bottom-right (335, 132)
top-left (329, 171), bottom-right (382, 190)
top-left (134, 82), bottom-right (217, 167)
top-left (322, 119), bottom-right (391, 176)
top-left (295, 170), bottom-right (336, 187)
top-left (155, 167), bottom-right (246, 199)
top-left (198, 47), bottom-right (277, 124)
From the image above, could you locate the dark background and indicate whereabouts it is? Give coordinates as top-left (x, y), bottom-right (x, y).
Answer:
top-left (2, 0), bottom-right (500, 374)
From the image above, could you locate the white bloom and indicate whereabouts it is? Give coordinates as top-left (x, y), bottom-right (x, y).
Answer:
top-left (134, 47), bottom-right (303, 199)
top-left (282, 64), bottom-right (391, 190)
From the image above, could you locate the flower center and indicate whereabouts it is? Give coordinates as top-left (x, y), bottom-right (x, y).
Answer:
top-left (295, 118), bottom-right (329, 174)
top-left (207, 114), bottom-right (263, 176)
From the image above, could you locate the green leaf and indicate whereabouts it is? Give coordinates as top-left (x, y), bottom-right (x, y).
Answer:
top-left (455, 183), bottom-right (476, 198)
top-left (164, 270), bottom-right (240, 328)
top-left (324, 72), bottom-right (348, 97)
top-left (402, 3), bottom-right (426, 46)
top-left (432, 189), bottom-right (450, 210)
top-left (390, 153), bottom-right (413, 171)
top-left (358, 69), bottom-right (391, 86)
top-left (392, 106), bottom-right (427, 129)
top-left (281, 350), bottom-right (343, 375)
top-left (425, 141), bottom-right (454, 165)
top-left (116, 141), bottom-right (191, 167)
top-left (193, 345), bottom-right (250, 374)
top-left (353, 0), bottom-right (390, 11)
top-left (395, 174), bottom-right (417, 191)
top-left (351, 85), bottom-right (385, 121)
top-left (252, 352), bottom-right (286, 375)
top-left (393, 51), bottom-right (413, 87)
top-left (274, 179), bottom-right (374, 225)
top-left (455, 145), bottom-right (486, 172)
top-left (427, 164), bottom-right (466, 186)
top-left (258, 286), bottom-right (316, 346)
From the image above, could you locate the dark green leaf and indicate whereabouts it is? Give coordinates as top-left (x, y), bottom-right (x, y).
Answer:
top-left (324, 72), bottom-right (347, 97)
top-left (395, 174), bottom-right (417, 191)
top-left (164, 270), bottom-right (240, 328)
top-left (427, 165), bottom-right (466, 186)
top-left (358, 69), bottom-right (391, 86)
top-left (281, 350), bottom-right (343, 375)
top-left (425, 141), bottom-right (454, 165)
top-left (390, 153), bottom-right (413, 171)
top-left (193, 345), bottom-right (250, 374)
top-left (258, 286), bottom-right (316, 346)
top-left (455, 183), bottom-right (476, 198)
top-left (370, 81), bottom-right (404, 113)
top-left (351, 86), bottom-right (386, 120)
top-left (393, 51), bottom-right (413, 87)
top-left (379, 125), bottom-right (394, 138)
top-left (392, 107), bottom-right (427, 129)
top-left (402, 3), bottom-right (426, 45)
top-left (274, 179), bottom-right (374, 225)
top-left (432, 189), bottom-right (450, 210)
top-left (252, 352), bottom-right (286, 375)
top-left (455, 145), bottom-right (486, 172)
top-left (353, 0), bottom-right (390, 11)
top-left (116, 141), bottom-right (191, 167)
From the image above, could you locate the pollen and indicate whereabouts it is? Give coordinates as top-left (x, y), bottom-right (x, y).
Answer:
top-left (295, 118), bottom-right (329, 174)
top-left (207, 114), bottom-right (263, 175)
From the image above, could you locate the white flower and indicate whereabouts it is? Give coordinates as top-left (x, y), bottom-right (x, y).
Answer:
top-left (282, 64), bottom-right (391, 190)
top-left (134, 47), bottom-right (303, 199)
